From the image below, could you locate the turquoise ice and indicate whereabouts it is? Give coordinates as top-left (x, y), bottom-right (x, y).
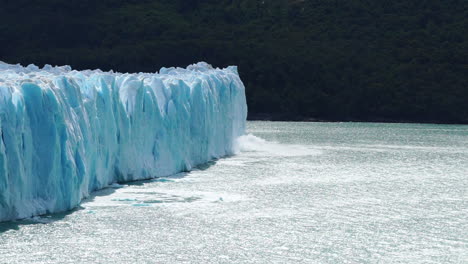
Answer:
top-left (0, 61), bottom-right (247, 221)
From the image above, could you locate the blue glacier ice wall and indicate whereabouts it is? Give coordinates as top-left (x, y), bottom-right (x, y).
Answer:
top-left (0, 61), bottom-right (247, 221)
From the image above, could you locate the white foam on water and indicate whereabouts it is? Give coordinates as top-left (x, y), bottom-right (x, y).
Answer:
top-left (234, 134), bottom-right (321, 156)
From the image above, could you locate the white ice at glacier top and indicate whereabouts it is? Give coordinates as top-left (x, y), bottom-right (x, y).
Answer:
top-left (0, 61), bottom-right (247, 221)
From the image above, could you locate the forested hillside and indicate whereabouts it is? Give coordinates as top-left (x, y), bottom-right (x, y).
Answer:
top-left (0, 0), bottom-right (467, 123)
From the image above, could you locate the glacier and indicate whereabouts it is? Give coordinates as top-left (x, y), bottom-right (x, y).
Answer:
top-left (0, 61), bottom-right (247, 222)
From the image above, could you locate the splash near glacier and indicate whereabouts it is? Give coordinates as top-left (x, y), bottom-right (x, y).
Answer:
top-left (0, 61), bottom-right (247, 221)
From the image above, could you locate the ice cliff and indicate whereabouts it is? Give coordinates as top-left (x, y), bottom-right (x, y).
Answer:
top-left (0, 61), bottom-right (247, 221)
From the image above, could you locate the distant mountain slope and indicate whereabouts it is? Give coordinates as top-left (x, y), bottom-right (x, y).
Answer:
top-left (0, 0), bottom-right (466, 123)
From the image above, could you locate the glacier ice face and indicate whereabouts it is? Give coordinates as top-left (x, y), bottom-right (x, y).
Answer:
top-left (0, 61), bottom-right (247, 221)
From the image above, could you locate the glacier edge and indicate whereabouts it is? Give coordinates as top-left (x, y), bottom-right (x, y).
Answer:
top-left (0, 61), bottom-right (247, 222)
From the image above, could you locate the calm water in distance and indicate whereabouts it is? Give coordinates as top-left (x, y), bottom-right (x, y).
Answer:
top-left (0, 121), bottom-right (467, 263)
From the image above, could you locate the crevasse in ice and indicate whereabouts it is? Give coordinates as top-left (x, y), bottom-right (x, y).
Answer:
top-left (0, 61), bottom-right (247, 221)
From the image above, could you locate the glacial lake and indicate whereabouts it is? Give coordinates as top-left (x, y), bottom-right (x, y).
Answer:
top-left (1, 121), bottom-right (467, 263)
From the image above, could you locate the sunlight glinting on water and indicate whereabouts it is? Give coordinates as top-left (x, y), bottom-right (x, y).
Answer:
top-left (0, 121), bottom-right (467, 263)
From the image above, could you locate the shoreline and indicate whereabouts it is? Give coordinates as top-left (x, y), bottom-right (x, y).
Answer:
top-left (247, 114), bottom-right (468, 125)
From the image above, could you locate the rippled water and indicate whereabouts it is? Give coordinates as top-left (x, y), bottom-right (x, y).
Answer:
top-left (1, 121), bottom-right (467, 263)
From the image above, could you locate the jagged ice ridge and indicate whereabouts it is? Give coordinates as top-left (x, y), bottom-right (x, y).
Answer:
top-left (0, 61), bottom-right (247, 221)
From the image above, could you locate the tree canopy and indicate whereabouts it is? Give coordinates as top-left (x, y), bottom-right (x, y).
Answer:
top-left (0, 0), bottom-right (467, 123)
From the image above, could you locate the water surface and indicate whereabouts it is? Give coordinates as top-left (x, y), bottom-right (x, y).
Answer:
top-left (1, 121), bottom-right (467, 263)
